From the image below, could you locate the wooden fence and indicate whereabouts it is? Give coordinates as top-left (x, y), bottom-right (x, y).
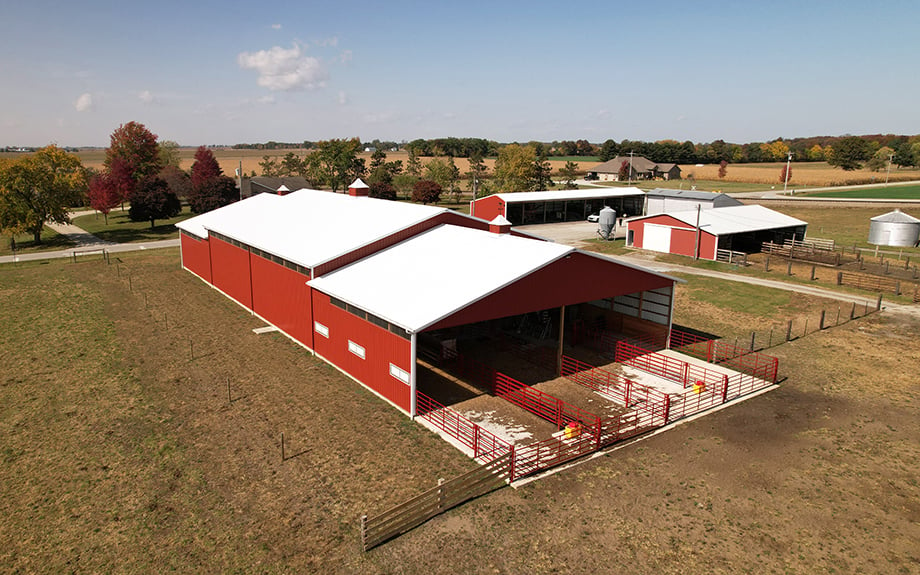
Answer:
top-left (361, 452), bottom-right (511, 551)
top-left (716, 249), bottom-right (747, 265)
top-left (837, 271), bottom-right (902, 295)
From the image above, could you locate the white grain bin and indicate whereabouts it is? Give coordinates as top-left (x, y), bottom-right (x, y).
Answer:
top-left (598, 206), bottom-right (617, 240)
top-left (867, 209), bottom-right (920, 247)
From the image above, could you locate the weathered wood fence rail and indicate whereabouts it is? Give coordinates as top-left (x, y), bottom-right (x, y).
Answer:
top-left (361, 452), bottom-right (511, 551)
top-left (837, 271), bottom-right (902, 295)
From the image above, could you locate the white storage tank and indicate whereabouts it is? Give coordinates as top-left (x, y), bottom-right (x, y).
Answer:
top-left (867, 209), bottom-right (920, 247)
top-left (598, 206), bottom-right (617, 240)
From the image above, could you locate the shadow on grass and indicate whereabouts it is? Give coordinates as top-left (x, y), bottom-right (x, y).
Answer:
top-left (1, 230), bottom-right (76, 257)
top-left (72, 208), bottom-right (194, 244)
top-left (92, 224), bottom-right (180, 244)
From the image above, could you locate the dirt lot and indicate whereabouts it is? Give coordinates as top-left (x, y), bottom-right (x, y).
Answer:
top-left (1, 250), bottom-right (918, 573)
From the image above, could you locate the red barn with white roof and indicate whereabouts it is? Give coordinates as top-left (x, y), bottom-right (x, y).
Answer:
top-left (177, 181), bottom-right (679, 417)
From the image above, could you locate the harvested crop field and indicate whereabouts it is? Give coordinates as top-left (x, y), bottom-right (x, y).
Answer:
top-left (1, 250), bottom-right (918, 573)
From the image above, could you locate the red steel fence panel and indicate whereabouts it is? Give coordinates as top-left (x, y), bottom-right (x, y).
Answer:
top-left (416, 391), bottom-right (512, 463)
top-left (614, 341), bottom-right (727, 389)
top-left (669, 328), bottom-right (779, 384)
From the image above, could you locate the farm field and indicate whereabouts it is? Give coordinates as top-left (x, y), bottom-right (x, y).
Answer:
top-left (1, 250), bottom-right (918, 573)
top-left (802, 183), bottom-right (920, 199)
top-left (681, 161), bottom-right (920, 188)
top-left (768, 204), bottom-right (920, 255)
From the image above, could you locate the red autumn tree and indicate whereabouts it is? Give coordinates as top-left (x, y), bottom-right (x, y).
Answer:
top-left (86, 172), bottom-right (122, 224)
top-left (780, 164), bottom-right (792, 184)
top-left (411, 179), bottom-right (442, 204)
top-left (104, 121), bottom-right (162, 184)
top-left (128, 176), bottom-right (181, 228)
top-left (718, 160), bottom-right (728, 179)
top-left (618, 160), bottom-right (630, 181)
top-left (190, 146), bottom-right (222, 190)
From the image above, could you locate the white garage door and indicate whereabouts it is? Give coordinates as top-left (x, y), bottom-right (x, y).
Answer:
top-left (643, 223), bottom-right (672, 253)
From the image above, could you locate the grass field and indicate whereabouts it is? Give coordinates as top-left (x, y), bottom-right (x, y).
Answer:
top-left (802, 183), bottom-right (920, 199)
top-left (1, 250), bottom-right (918, 573)
top-left (71, 206), bottom-right (195, 244)
top-left (682, 161), bottom-right (920, 188)
top-left (0, 227), bottom-right (74, 256)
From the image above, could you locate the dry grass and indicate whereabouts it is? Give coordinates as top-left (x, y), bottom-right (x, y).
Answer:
top-left (682, 162), bottom-right (920, 187)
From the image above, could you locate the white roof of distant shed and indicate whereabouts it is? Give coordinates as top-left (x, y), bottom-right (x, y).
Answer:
top-left (176, 189), bottom-right (449, 269)
top-left (308, 224), bottom-right (574, 333)
top-left (643, 204), bottom-right (806, 236)
top-left (488, 187), bottom-right (645, 203)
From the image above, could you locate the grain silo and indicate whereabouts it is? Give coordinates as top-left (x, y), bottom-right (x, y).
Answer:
top-left (867, 209), bottom-right (920, 247)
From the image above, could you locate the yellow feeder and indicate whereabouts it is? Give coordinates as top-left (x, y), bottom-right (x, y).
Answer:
top-left (692, 380), bottom-right (706, 394)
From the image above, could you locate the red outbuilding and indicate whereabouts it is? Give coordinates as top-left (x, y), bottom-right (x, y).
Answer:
top-left (177, 181), bottom-right (679, 417)
top-left (626, 204), bottom-right (807, 260)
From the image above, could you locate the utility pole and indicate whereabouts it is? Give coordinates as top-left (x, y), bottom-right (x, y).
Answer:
top-left (886, 153), bottom-right (895, 186)
top-left (237, 160), bottom-right (243, 200)
top-left (627, 151), bottom-right (635, 185)
top-left (783, 151), bottom-right (793, 194)
top-left (694, 204), bottom-right (701, 260)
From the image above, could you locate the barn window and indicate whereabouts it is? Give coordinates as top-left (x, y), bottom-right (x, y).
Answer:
top-left (330, 297), bottom-right (347, 310)
top-left (314, 322), bottom-right (329, 338)
top-left (348, 340), bottom-right (366, 359)
top-left (367, 313), bottom-right (389, 330)
top-left (389, 364), bottom-right (410, 385)
top-left (346, 304), bottom-right (367, 320)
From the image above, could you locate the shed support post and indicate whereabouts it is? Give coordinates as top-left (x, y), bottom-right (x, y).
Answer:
top-left (556, 305), bottom-right (566, 377)
top-left (409, 332), bottom-right (418, 418)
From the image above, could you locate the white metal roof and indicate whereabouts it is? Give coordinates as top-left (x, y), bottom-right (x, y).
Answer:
top-left (488, 187), bottom-right (644, 203)
top-left (642, 204), bottom-right (806, 236)
top-left (176, 189), bottom-right (449, 269)
top-left (176, 192), bottom-right (283, 239)
top-left (308, 224), bottom-right (574, 333)
top-left (870, 209), bottom-right (920, 224)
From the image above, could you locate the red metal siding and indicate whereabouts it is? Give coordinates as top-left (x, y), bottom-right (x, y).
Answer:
top-left (470, 195), bottom-right (504, 222)
top-left (180, 232), bottom-right (211, 283)
top-left (629, 214), bottom-right (688, 249)
top-left (311, 290), bottom-right (412, 412)
top-left (427, 252), bottom-right (675, 331)
top-left (209, 235), bottom-right (253, 308)
top-left (251, 254), bottom-right (313, 348)
top-left (668, 227), bottom-right (718, 259)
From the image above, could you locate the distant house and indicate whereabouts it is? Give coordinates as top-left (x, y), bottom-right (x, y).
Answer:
top-left (644, 188), bottom-right (742, 216)
top-left (240, 176), bottom-right (312, 198)
top-left (587, 156), bottom-right (682, 182)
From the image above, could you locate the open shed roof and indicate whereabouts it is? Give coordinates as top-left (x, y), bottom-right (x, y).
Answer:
top-left (488, 187), bottom-right (644, 203)
top-left (635, 204), bottom-right (806, 236)
top-left (308, 224), bottom-right (574, 333)
top-left (176, 189), bottom-right (450, 269)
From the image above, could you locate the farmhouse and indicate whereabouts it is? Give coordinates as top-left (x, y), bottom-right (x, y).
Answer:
top-left (177, 181), bottom-right (679, 418)
top-left (626, 204), bottom-right (807, 260)
top-left (471, 188), bottom-right (645, 224)
top-left (644, 188), bottom-right (742, 215)
top-left (587, 156), bottom-right (681, 182)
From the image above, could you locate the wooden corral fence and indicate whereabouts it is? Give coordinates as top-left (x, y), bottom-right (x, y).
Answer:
top-left (716, 249), bottom-right (747, 265)
top-left (762, 241), bottom-right (843, 266)
top-left (837, 271), bottom-right (905, 295)
top-left (361, 451), bottom-right (511, 551)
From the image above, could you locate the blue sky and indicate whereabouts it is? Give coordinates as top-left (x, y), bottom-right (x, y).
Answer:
top-left (1, 0), bottom-right (918, 147)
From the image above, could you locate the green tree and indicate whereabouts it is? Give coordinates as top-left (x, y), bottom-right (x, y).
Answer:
top-left (465, 152), bottom-right (489, 198)
top-left (259, 155), bottom-right (282, 177)
top-left (827, 136), bottom-right (870, 171)
top-left (308, 138), bottom-right (363, 192)
top-left (598, 139), bottom-right (618, 162)
top-left (559, 161), bottom-right (579, 188)
top-left (406, 148), bottom-right (423, 176)
top-left (530, 154), bottom-right (554, 191)
top-left (0, 145), bottom-right (87, 243)
top-left (157, 140), bottom-right (181, 168)
top-left (493, 144), bottom-right (536, 192)
top-left (866, 146), bottom-right (895, 172)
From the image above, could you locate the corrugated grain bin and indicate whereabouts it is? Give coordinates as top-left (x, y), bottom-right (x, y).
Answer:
top-left (867, 209), bottom-right (920, 247)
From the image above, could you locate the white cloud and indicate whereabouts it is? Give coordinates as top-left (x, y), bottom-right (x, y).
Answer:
top-left (237, 43), bottom-right (328, 91)
top-left (139, 90), bottom-right (154, 104)
top-left (257, 95), bottom-right (276, 105)
top-left (338, 49), bottom-right (353, 64)
top-left (337, 91), bottom-right (348, 105)
top-left (271, 23), bottom-right (282, 30)
top-left (74, 92), bottom-right (93, 112)
top-left (316, 37), bottom-right (338, 47)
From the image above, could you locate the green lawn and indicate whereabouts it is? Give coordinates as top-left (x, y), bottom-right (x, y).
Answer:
top-left (802, 183), bottom-right (920, 199)
top-left (588, 179), bottom-right (776, 194)
top-left (0, 228), bottom-right (75, 257)
top-left (72, 206), bottom-right (196, 244)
